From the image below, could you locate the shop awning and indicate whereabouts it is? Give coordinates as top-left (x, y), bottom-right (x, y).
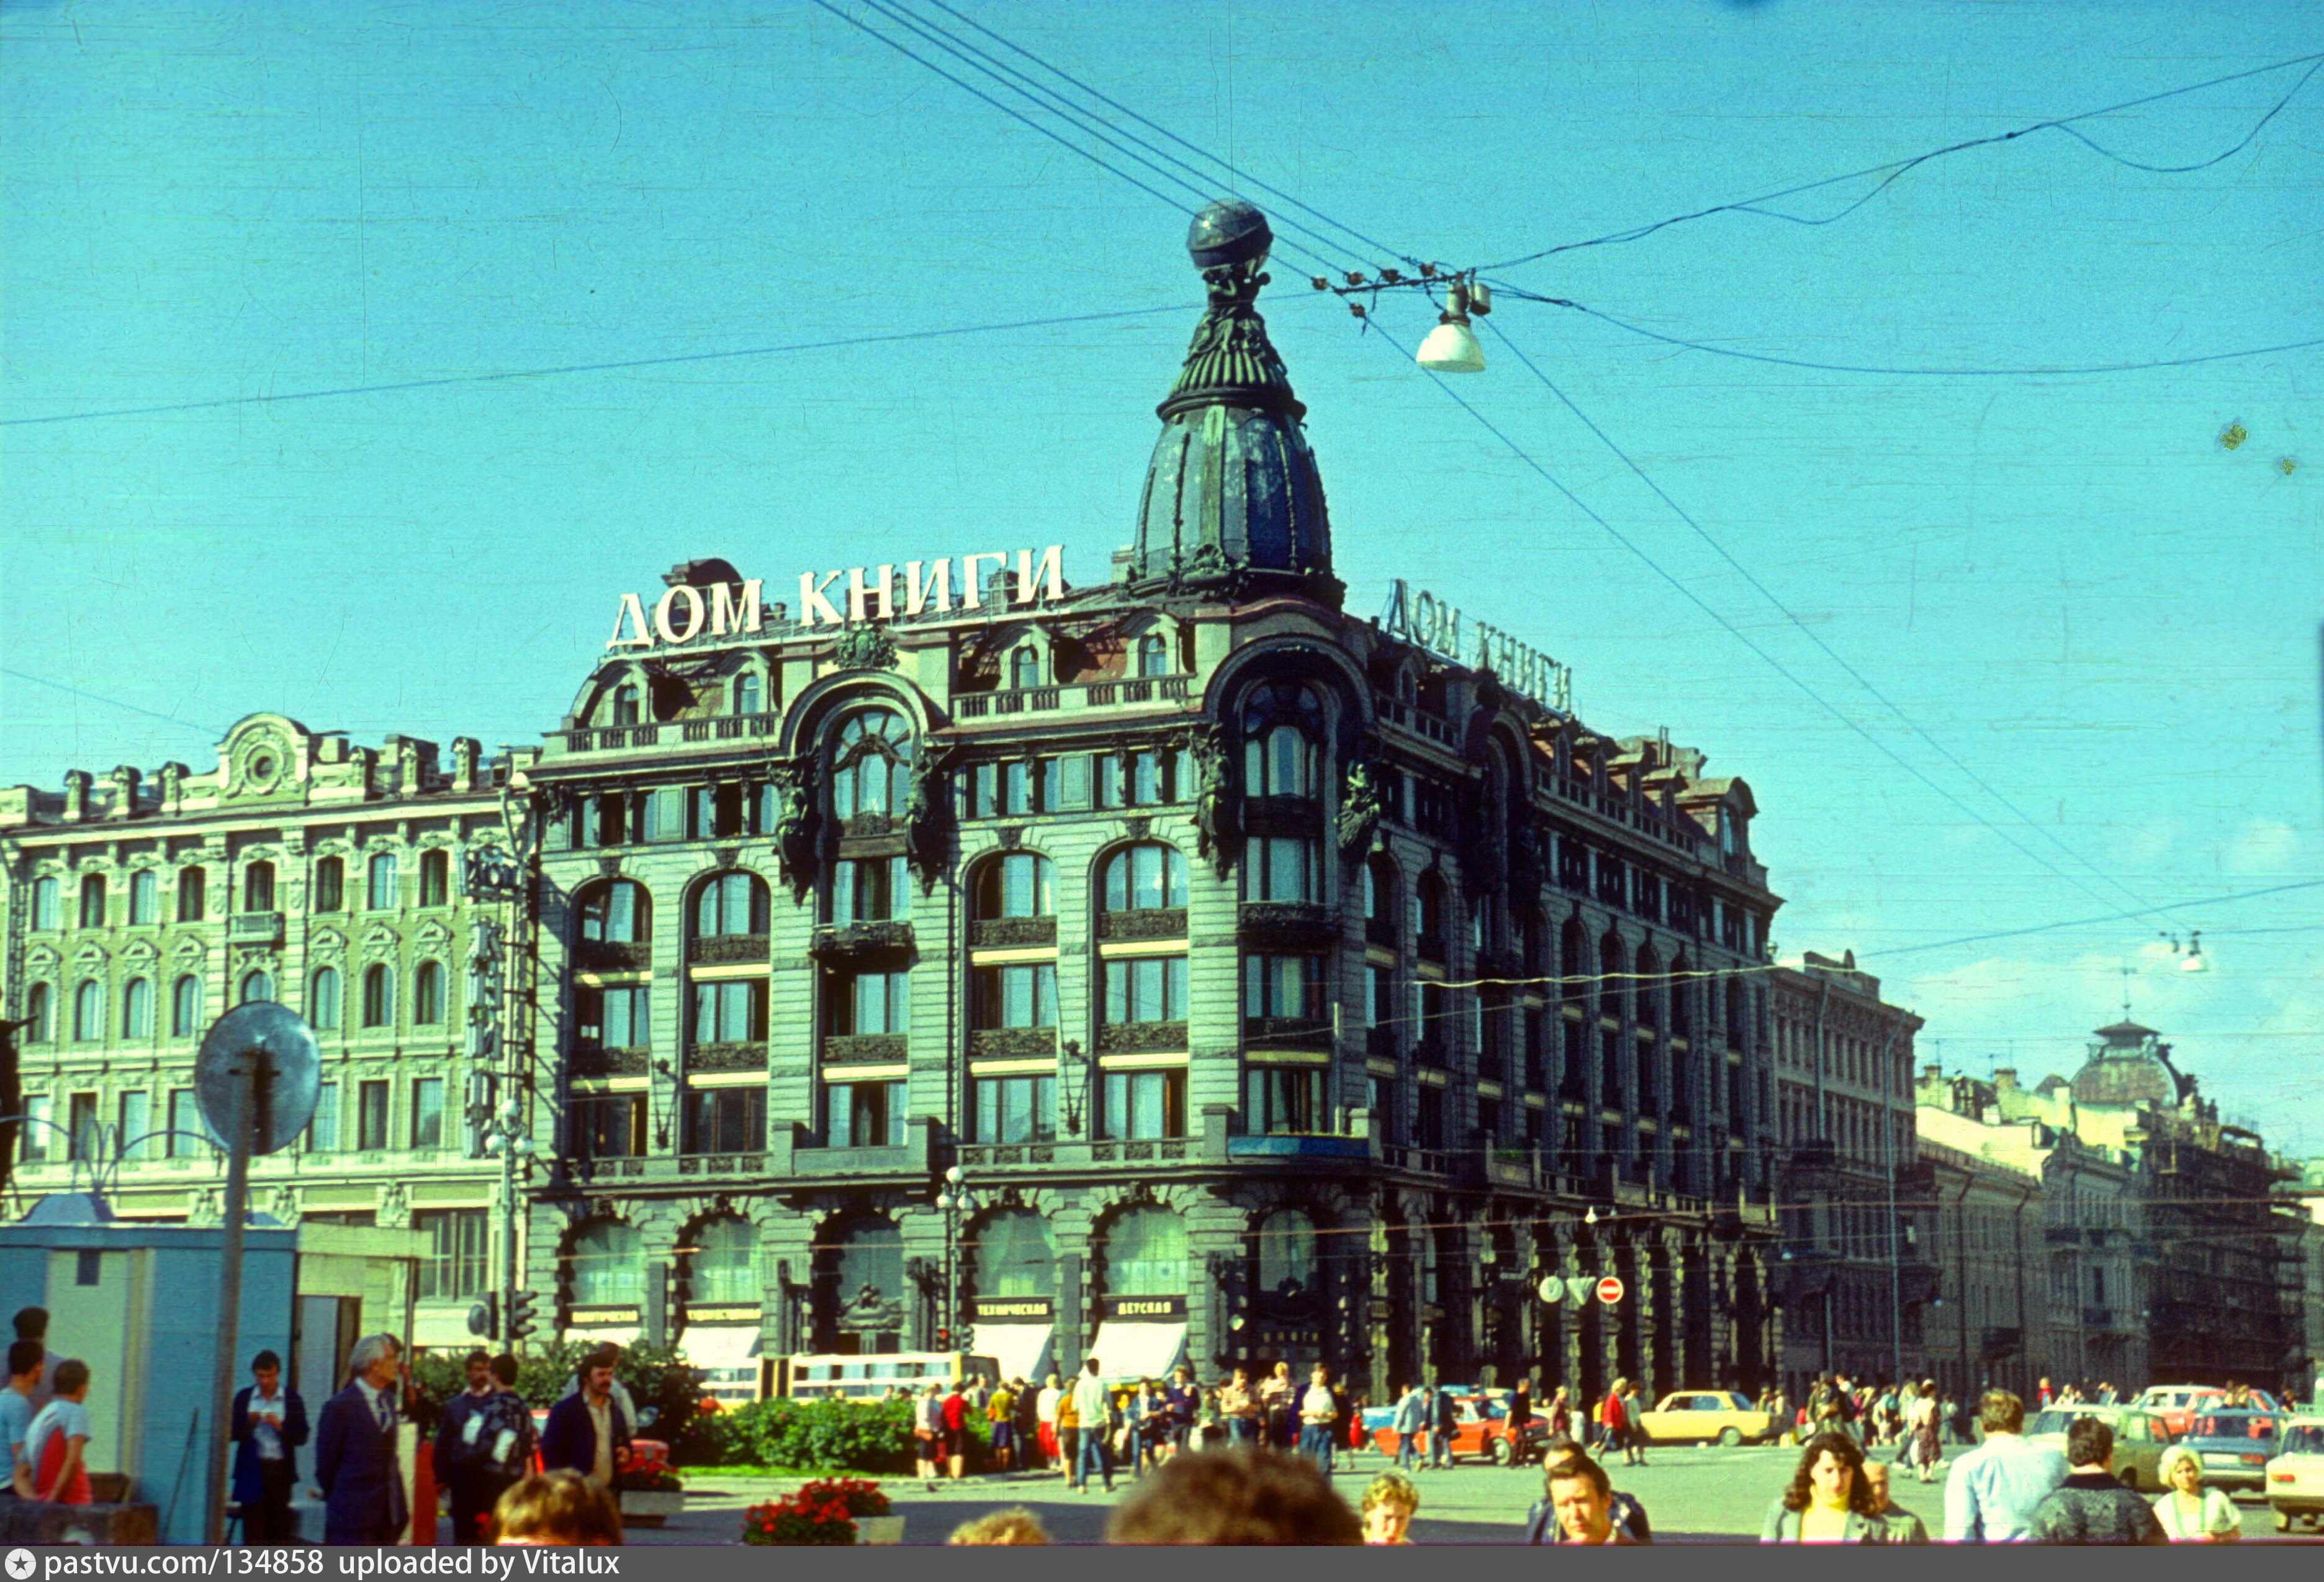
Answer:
top-left (1086, 1322), bottom-right (1186, 1385)
top-left (973, 1324), bottom-right (1053, 1388)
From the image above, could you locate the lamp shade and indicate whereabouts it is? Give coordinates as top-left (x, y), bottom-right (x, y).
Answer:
top-left (1416, 319), bottom-right (1485, 373)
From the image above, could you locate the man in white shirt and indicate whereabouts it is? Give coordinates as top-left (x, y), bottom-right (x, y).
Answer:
top-left (1069, 1358), bottom-right (1114, 1494)
top-left (1943, 1389), bottom-right (2068, 1542)
top-left (1298, 1365), bottom-right (1339, 1475)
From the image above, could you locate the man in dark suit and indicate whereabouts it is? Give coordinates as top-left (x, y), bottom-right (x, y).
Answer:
top-left (539, 1349), bottom-right (629, 1489)
top-left (313, 1334), bottom-right (409, 1545)
top-left (230, 1350), bottom-right (309, 1544)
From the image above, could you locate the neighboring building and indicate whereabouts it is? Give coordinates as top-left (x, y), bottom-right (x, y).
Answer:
top-left (1769, 950), bottom-right (1934, 1394)
top-left (1916, 1070), bottom-right (2145, 1391)
top-left (2293, 1159), bottom-right (2324, 1407)
top-left (1914, 1134), bottom-right (2048, 1401)
top-left (511, 204), bottom-right (1788, 1402)
top-left (1, 718), bottom-right (532, 1353)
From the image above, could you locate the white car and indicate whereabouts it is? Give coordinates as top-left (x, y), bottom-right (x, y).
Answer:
top-left (2267, 1416), bottom-right (2324, 1534)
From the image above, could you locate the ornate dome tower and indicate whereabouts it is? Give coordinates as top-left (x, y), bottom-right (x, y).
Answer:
top-left (1130, 201), bottom-right (1340, 605)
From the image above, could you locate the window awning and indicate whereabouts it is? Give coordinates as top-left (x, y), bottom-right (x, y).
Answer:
top-left (1087, 1322), bottom-right (1186, 1385)
top-left (973, 1324), bottom-right (1054, 1388)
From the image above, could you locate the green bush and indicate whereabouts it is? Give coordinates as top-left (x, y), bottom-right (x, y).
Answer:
top-left (680, 1396), bottom-right (1000, 1473)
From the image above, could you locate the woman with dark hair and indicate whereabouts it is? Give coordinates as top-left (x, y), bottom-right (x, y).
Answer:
top-left (1759, 1431), bottom-right (1891, 1543)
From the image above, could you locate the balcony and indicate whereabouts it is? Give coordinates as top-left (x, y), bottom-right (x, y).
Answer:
top-left (572, 1044), bottom-right (649, 1078)
top-left (677, 1152), bottom-right (766, 1177)
top-left (575, 939), bottom-right (651, 973)
top-left (953, 676), bottom-right (1187, 719)
top-left (778, 1116), bottom-right (934, 1176)
top-left (1095, 1020), bottom-right (1187, 1054)
top-left (1227, 1134), bottom-right (1367, 1163)
top-left (967, 1027), bottom-right (1057, 1059)
top-left (551, 713), bottom-right (776, 756)
top-left (969, 916), bottom-right (1057, 949)
top-left (688, 1040), bottom-right (767, 1074)
top-left (1238, 901), bottom-right (1336, 951)
top-left (821, 1033), bottom-right (908, 1065)
top-left (807, 921), bottom-right (912, 962)
top-left (690, 932), bottom-right (772, 965)
top-left (228, 911), bottom-right (284, 946)
top-left (1488, 1149), bottom-right (1539, 1188)
top-left (1097, 907), bottom-right (1187, 942)
top-left (1244, 1016), bottom-right (1333, 1053)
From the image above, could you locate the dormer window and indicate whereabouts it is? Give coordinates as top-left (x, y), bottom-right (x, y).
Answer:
top-left (1720, 812), bottom-right (1740, 857)
top-left (1136, 633), bottom-right (1171, 678)
top-left (611, 684), bottom-right (641, 727)
top-left (1009, 646), bottom-right (1044, 690)
top-left (732, 672), bottom-right (762, 716)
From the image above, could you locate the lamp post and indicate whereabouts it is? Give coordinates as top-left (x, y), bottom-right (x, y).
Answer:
top-left (934, 1164), bottom-right (980, 1352)
top-left (482, 1101), bottom-right (535, 1345)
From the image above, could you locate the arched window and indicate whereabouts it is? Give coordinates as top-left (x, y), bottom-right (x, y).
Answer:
top-left (1362, 856), bottom-right (1397, 929)
top-left (26, 983), bottom-right (54, 1042)
top-left (1561, 918), bottom-right (1585, 996)
top-left (73, 980), bottom-right (104, 1041)
top-left (827, 1217), bottom-right (906, 1348)
top-left (412, 960), bottom-right (444, 1025)
top-left (1415, 872), bottom-right (1448, 952)
top-left (1136, 633), bottom-right (1171, 678)
top-left (79, 875), bottom-right (108, 929)
top-left (1670, 954), bottom-right (1692, 1036)
top-left (687, 1217), bottom-right (761, 1304)
top-left (732, 672), bottom-right (762, 716)
top-left (611, 684), bottom-right (641, 727)
top-left (128, 870), bottom-right (158, 926)
top-left (1725, 978), bottom-right (1746, 1050)
top-left (366, 852), bottom-right (398, 911)
top-left (972, 853), bottom-right (1055, 920)
top-left (419, 850), bottom-right (450, 908)
top-left (122, 977), bottom-right (154, 1039)
top-left (1101, 843), bottom-right (1187, 912)
top-left (310, 967), bottom-right (342, 1032)
top-left (570, 1221), bottom-right (644, 1304)
top-left (694, 872), bottom-right (770, 938)
top-left (829, 709), bottom-right (914, 820)
top-left (1254, 1207), bottom-right (1319, 1296)
top-left (1101, 1206), bottom-right (1186, 1296)
top-left (969, 1209), bottom-right (1055, 1300)
top-left (1241, 682), bottom-right (1325, 798)
top-left (1008, 646), bottom-right (1044, 690)
top-left (171, 975), bottom-right (202, 1037)
top-left (240, 970), bottom-right (274, 1006)
top-left (177, 866), bottom-right (207, 922)
top-left (1634, 944), bottom-right (1660, 1030)
top-left (579, 880), bottom-right (651, 944)
top-left (31, 877), bottom-right (60, 930)
top-left (362, 964), bottom-right (394, 1028)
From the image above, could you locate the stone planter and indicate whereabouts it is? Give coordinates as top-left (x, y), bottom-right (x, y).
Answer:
top-left (855, 1514), bottom-right (905, 1545)
top-left (618, 1489), bottom-right (686, 1528)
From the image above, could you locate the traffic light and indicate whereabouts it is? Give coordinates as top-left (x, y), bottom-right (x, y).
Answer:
top-left (956, 1325), bottom-right (975, 1355)
top-left (508, 1290), bottom-right (540, 1341)
top-left (934, 1327), bottom-right (952, 1352)
top-left (466, 1293), bottom-right (498, 1339)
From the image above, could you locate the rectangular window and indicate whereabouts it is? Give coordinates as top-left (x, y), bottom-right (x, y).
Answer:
top-left (1246, 837), bottom-right (1320, 902)
top-left (410, 1078), bottom-right (445, 1151)
top-left (973, 964), bottom-right (1057, 1029)
top-left (834, 970), bottom-right (910, 1035)
top-left (367, 854), bottom-right (398, 911)
top-left (691, 979), bottom-right (767, 1043)
top-left (579, 986), bottom-right (651, 1049)
top-left (415, 1208), bottom-right (489, 1300)
top-left (1050, 754), bottom-right (1091, 810)
top-left (1099, 1069), bottom-right (1185, 1140)
top-left (1128, 749), bottom-right (1166, 807)
top-left (833, 857), bottom-right (911, 923)
top-left (357, 1080), bottom-right (390, 1152)
top-left (827, 1080), bottom-right (905, 1148)
top-left (418, 852), bottom-right (449, 907)
top-left (165, 1088), bottom-right (209, 1157)
top-left (972, 1075), bottom-right (1057, 1144)
top-left (1096, 753), bottom-right (1122, 810)
top-left (573, 1095), bottom-right (644, 1159)
top-left (312, 858), bottom-right (343, 913)
top-left (119, 1090), bottom-right (152, 1161)
top-left (1365, 965), bottom-right (1394, 1029)
top-left (1103, 956), bottom-right (1187, 1023)
top-left (22, 1095), bottom-right (52, 1160)
top-left (1415, 1085), bottom-right (1446, 1149)
top-left (643, 788), bottom-right (686, 843)
top-left (1477, 1095), bottom-right (1503, 1142)
top-left (32, 878), bottom-right (60, 931)
top-left (307, 1082), bottom-right (340, 1154)
top-left (1243, 954), bottom-right (1325, 1019)
top-left (1243, 1066), bottom-right (1327, 1136)
top-left (128, 870), bottom-right (158, 926)
top-left (684, 1087), bottom-right (767, 1154)
top-left (67, 1093), bottom-right (98, 1162)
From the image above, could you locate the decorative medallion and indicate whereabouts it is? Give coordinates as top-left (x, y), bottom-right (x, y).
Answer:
top-left (830, 625), bottom-right (898, 672)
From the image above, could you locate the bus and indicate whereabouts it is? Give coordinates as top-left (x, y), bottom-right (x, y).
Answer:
top-left (777, 1351), bottom-right (1001, 1401)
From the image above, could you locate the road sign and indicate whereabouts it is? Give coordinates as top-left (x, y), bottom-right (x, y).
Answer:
top-left (1537, 1277), bottom-right (1565, 1304)
top-left (1566, 1277), bottom-right (1596, 1305)
top-left (1596, 1277), bottom-right (1625, 1306)
top-left (195, 1002), bottom-right (322, 1155)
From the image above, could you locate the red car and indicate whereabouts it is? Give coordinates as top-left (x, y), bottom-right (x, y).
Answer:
top-left (1367, 1393), bottom-right (1551, 1467)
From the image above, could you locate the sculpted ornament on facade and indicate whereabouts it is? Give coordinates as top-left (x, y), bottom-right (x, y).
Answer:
top-left (1187, 723), bottom-right (1240, 874)
top-left (1337, 751), bottom-right (1387, 859)
top-left (829, 623), bottom-right (899, 672)
top-left (767, 755), bottom-right (819, 896)
top-left (377, 1180), bottom-right (412, 1228)
top-left (904, 746), bottom-right (953, 890)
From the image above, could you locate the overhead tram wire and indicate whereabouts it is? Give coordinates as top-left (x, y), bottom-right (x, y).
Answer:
top-left (1366, 309), bottom-right (2184, 928)
top-left (1484, 289), bottom-right (2324, 377)
top-left (1474, 312), bottom-right (2192, 931)
top-left (1856, 877), bottom-right (2324, 960)
top-left (1479, 51), bottom-right (2324, 272)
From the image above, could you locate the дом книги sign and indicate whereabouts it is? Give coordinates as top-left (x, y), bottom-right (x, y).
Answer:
top-left (605, 546), bottom-right (1068, 650)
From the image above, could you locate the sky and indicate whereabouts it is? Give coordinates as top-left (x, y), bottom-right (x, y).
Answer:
top-left (4, 1), bottom-right (2320, 1149)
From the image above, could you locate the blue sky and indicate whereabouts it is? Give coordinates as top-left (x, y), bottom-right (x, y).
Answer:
top-left (4, 1), bottom-right (2319, 1148)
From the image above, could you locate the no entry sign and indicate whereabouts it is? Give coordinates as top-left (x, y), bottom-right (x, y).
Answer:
top-left (1596, 1277), bottom-right (1625, 1306)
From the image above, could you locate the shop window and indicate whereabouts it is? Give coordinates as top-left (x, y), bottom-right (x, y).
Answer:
top-left (570, 1221), bottom-right (644, 1304)
top-left (687, 1216), bottom-right (762, 1300)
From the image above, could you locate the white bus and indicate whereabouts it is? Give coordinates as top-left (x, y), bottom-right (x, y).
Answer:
top-left (778, 1351), bottom-right (1000, 1401)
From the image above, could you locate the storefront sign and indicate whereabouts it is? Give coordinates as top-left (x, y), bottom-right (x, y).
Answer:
top-left (680, 1304), bottom-right (762, 1324)
top-left (973, 1297), bottom-right (1055, 1322)
top-left (1100, 1295), bottom-right (1188, 1322)
top-left (606, 546), bottom-right (1068, 651)
top-left (1378, 578), bottom-right (1572, 713)
top-left (567, 1304), bottom-right (642, 1326)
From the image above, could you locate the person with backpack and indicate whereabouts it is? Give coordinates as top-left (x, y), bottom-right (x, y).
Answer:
top-left (435, 1353), bottom-right (533, 1545)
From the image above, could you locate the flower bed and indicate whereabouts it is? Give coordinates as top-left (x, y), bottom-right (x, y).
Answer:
top-left (740, 1478), bottom-right (891, 1546)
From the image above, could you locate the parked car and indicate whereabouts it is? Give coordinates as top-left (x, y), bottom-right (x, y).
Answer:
top-left (2178, 1409), bottom-right (2281, 1495)
top-left (1635, 1391), bottom-right (1775, 1447)
top-left (2025, 1406), bottom-right (2176, 1492)
top-left (2265, 1416), bottom-right (2324, 1533)
top-left (1364, 1391), bottom-right (1551, 1466)
top-left (2135, 1385), bottom-right (2224, 1438)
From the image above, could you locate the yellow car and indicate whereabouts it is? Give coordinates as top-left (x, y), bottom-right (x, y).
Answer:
top-left (1636, 1390), bottom-right (1776, 1447)
top-left (2268, 1416), bottom-right (2324, 1534)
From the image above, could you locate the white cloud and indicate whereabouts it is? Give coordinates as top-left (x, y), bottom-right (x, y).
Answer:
top-left (2222, 818), bottom-right (2302, 875)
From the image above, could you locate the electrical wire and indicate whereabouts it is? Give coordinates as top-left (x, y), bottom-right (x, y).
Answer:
top-left (1479, 52), bottom-right (2324, 272)
top-left (0, 667), bottom-right (223, 738)
top-left (1857, 879), bottom-right (2324, 960)
top-left (0, 304), bottom-right (1196, 429)
top-left (1488, 287), bottom-right (2324, 377)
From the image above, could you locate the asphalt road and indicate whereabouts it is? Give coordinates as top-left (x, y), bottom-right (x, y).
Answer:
top-left (624, 1442), bottom-right (2308, 1545)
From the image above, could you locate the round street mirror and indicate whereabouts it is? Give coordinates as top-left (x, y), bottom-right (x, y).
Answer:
top-left (1537, 1277), bottom-right (1565, 1305)
top-left (196, 1002), bottom-right (322, 1155)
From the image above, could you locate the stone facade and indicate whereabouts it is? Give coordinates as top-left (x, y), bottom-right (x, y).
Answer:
top-left (1915, 1135), bottom-right (2048, 1401)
